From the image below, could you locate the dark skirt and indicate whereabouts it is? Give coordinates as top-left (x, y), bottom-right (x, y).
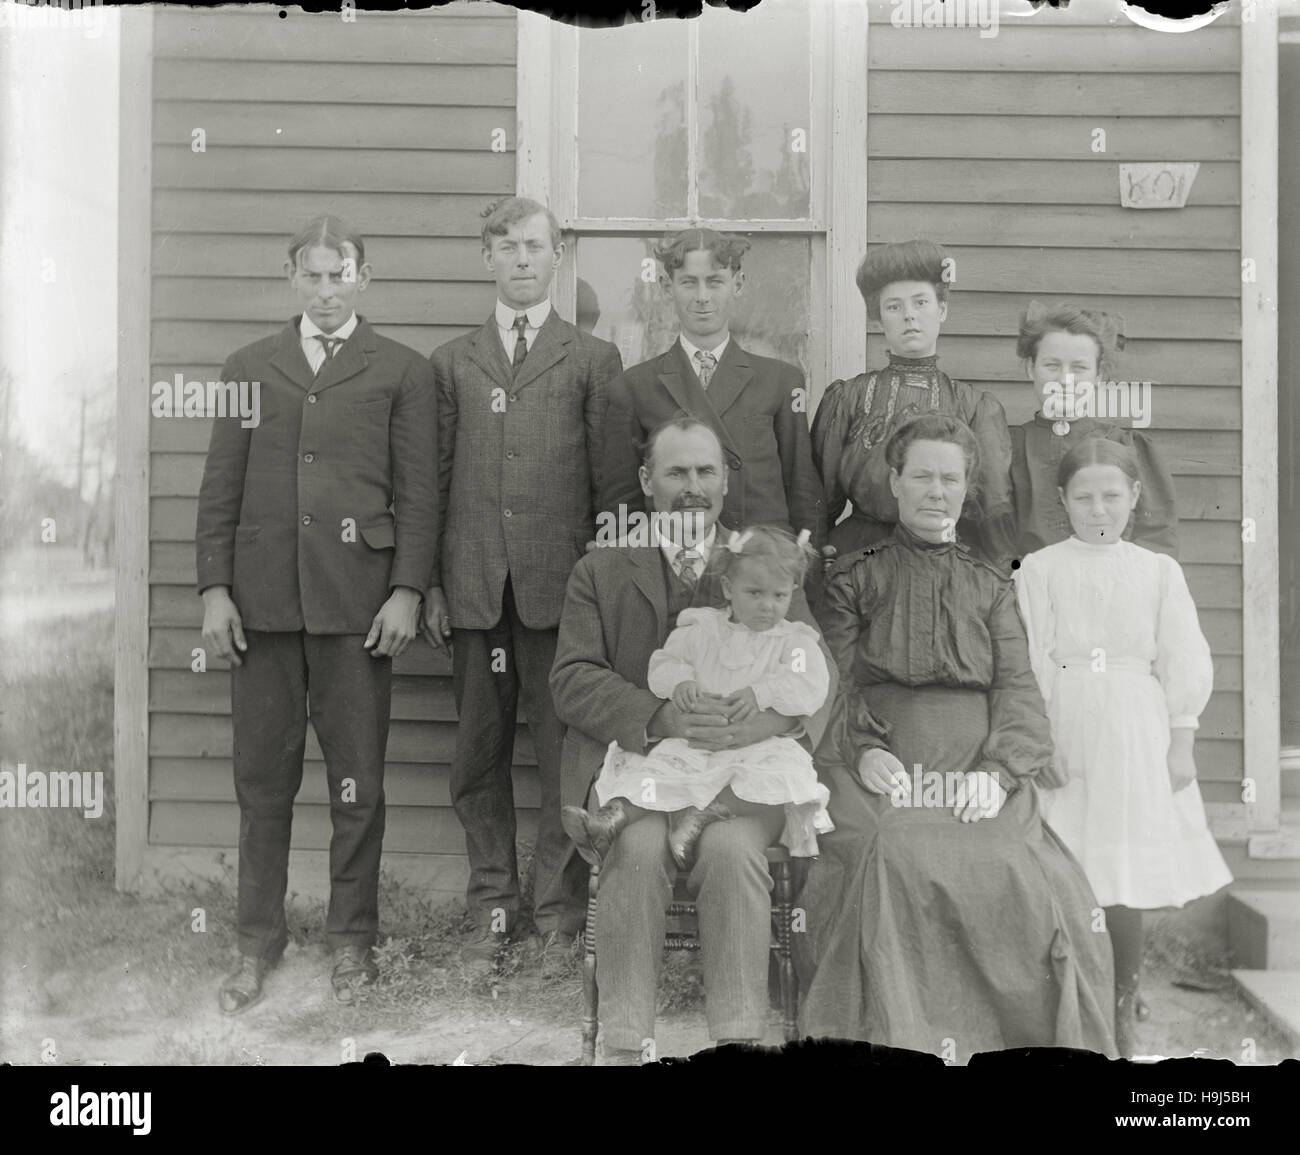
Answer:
top-left (795, 683), bottom-right (1117, 1059)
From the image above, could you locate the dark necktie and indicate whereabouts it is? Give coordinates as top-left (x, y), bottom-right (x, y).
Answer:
top-left (695, 350), bottom-right (717, 390)
top-left (512, 314), bottom-right (529, 374)
top-left (676, 548), bottom-right (701, 591)
top-left (314, 334), bottom-right (342, 371)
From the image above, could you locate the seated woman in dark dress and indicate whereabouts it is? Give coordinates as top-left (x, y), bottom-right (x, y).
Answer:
top-left (796, 413), bottom-right (1116, 1060)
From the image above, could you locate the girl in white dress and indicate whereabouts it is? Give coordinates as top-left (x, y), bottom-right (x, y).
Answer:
top-left (1014, 438), bottom-right (1232, 1054)
top-left (562, 526), bottom-right (833, 869)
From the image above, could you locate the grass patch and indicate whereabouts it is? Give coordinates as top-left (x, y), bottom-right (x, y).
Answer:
top-left (0, 609), bottom-right (702, 1065)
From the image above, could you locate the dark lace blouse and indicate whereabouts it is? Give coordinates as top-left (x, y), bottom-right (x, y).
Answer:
top-left (811, 352), bottom-right (1017, 569)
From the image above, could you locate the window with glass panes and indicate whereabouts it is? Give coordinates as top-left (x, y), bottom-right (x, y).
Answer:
top-left (531, 0), bottom-right (860, 406)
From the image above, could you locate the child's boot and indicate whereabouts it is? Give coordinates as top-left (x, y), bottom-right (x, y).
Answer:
top-left (669, 801), bottom-right (733, 870)
top-left (561, 800), bottom-right (631, 866)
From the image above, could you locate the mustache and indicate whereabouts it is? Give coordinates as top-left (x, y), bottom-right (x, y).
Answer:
top-left (671, 496), bottom-right (712, 511)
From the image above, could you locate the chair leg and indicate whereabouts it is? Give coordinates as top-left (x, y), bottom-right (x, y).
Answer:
top-left (772, 857), bottom-right (798, 1043)
top-left (580, 862), bottom-right (600, 1065)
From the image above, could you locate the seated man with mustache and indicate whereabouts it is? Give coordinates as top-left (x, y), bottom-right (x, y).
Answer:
top-left (551, 415), bottom-right (835, 1063)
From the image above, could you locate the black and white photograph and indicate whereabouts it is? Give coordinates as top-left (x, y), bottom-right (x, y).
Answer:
top-left (0, 0), bottom-right (1296, 1125)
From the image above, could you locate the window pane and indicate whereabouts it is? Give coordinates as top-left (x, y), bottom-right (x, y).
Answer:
top-left (577, 23), bottom-right (689, 219)
top-left (575, 235), bottom-right (811, 377)
top-left (698, 0), bottom-right (811, 219)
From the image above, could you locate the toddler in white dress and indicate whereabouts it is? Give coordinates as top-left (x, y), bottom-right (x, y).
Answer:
top-left (562, 526), bottom-right (832, 868)
top-left (1013, 437), bottom-right (1231, 1054)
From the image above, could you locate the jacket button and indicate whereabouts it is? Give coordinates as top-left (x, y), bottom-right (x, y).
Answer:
top-left (505, 450), bottom-right (514, 459)
top-left (503, 509), bottom-right (512, 518)
top-left (303, 453), bottom-right (314, 463)
top-left (307, 394), bottom-right (318, 404)
top-left (302, 515), bottom-right (312, 525)
top-left (509, 394), bottom-right (518, 403)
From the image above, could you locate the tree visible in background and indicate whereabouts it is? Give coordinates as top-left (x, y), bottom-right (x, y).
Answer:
top-left (0, 366), bottom-right (115, 570)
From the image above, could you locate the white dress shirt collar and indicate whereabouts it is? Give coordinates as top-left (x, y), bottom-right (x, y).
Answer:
top-left (652, 517), bottom-right (718, 569)
top-left (679, 332), bottom-right (730, 371)
top-left (300, 312), bottom-right (359, 372)
top-left (495, 297), bottom-right (552, 333)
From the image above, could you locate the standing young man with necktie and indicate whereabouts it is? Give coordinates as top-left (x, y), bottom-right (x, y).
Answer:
top-left (423, 197), bottom-right (623, 974)
top-left (196, 216), bottom-right (438, 1012)
top-left (598, 229), bottom-right (823, 552)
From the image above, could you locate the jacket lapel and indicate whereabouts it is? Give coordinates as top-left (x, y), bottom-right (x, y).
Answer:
top-left (624, 543), bottom-right (667, 637)
top-left (309, 316), bottom-right (380, 395)
top-left (466, 315), bottom-right (515, 389)
top-left (659, 342), bottom-right (744, 470)
top-left (269, 318), bottom-right (316, 392)
top-left (702, 340), bottom-right (754, 418)
top-left (623, 521), bottom-right (730, 632)
top-left (512, 310), bottom-right (571, 391)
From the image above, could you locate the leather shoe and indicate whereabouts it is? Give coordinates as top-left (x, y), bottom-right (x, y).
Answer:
top-left (218, 953), bottom-right (278, 1015)
top-left (561, 799), bottom-right (630, 866)
top-left (669, 801), bottom-right (732, 870)
top-left (331, 944), bottom-right (378, 1003)
top-left (524, 929), bottom-right (578, 979)
top-left (459, 925), bottom-right (509, 975)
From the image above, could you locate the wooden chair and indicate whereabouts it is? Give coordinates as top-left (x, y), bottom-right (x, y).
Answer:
top-left (579, 846), bottom-right (798, 1065)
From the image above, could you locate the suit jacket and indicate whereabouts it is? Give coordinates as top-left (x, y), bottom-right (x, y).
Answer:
top-left (430, 310), bottom-right (623, 631)
top-left (195, 316), bottom-right (438, 634)
top-left (598, 339), bottom-right (824, 546)
top-left (550, 525), bottom-right (837, 816)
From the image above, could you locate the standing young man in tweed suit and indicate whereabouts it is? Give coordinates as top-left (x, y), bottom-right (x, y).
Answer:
top-left (423, 197), bottom-right (623, 973)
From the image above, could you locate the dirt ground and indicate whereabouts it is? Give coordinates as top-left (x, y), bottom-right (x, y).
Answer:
top-left (4, 929), bottom-right (1294, 1068)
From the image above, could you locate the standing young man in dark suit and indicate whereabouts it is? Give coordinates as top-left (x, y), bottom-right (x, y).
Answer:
top-left (552, 416), bottom-right (835, 1062)
top-left (422, 197), bottom-right (623, 973)
top-left (197, 216), bottom-right (438, 1013)
top-left (598, 229), bottom-right (823, 550)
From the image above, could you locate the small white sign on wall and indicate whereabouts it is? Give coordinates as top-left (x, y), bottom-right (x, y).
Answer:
top-left (1119, 162), bottom-right (1200, 209)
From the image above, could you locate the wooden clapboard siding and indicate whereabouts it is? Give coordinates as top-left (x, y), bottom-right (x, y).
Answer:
top-left (145, 3), bottom-right (517, 864)
top-left (865, 2), bottom-right (1244, 798)
top-left (148, 759), bottom-right (541, 807)
top-left (152, 235), bottom-right (490, 279)
top-left (149, 801), bottom-right (534, 855)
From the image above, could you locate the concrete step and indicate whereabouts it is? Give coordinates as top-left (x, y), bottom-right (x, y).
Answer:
top-left (1230, 970), bottom-right (1300, 1048)
top-left (1281, 747), bottom-right (1300, 799)
top-left (1219, 841), bottom-right (1300, 885)
top-left (1247, 800), bottom-right (1300, 860)
top-left (1227, 888), bottom-right (1300, 969)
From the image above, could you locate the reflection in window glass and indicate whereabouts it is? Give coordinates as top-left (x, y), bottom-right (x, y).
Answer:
top-left (698, 1), bottom-right (811, 219)
top-left (577, 22), bottom-right (689, 220)
top-left (575, 235), bottom-right (811, 378)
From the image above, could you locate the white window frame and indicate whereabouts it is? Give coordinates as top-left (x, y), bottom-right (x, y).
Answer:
top-left (516, 1), bottom-right (868, 403)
